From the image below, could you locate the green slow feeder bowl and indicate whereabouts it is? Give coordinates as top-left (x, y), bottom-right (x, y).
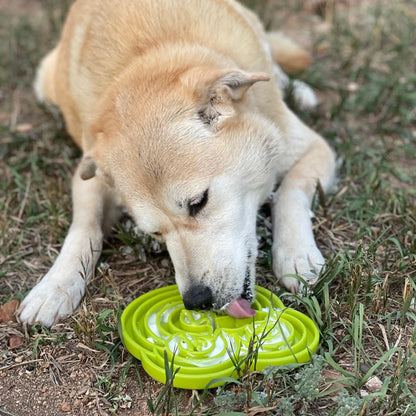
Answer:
top-left (120, 285), bottom-right (319, 390)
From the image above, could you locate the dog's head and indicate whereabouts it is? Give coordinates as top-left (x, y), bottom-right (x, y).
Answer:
top-left (82, 60), bottom-right (281, 317)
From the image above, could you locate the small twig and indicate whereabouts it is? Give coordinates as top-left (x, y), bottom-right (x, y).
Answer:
top-left (0, 359), bottom-right (43, 372)
top-left (17, 173), bottom-right (32, 221)
top-left (76, 342), bottom-right (100, 353)
top-left (0, 406), bottom-right (21, 416)
top-left (393, 328), bottom-right (403, 349)
top-left (378, 323), bottom-right (390, 351)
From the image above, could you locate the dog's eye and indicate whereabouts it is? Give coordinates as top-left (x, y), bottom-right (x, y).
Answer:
top-left (188, 189), bottom-right (208, 217)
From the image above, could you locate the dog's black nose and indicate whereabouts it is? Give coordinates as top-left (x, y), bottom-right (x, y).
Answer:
top-left (182, 285), bottom-right (213, 310)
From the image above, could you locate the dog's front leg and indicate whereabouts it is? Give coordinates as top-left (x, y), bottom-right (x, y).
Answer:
top-left (19, 163), bottom-right (119, 327)
top-left (272, 120), bottom-right (336, 295)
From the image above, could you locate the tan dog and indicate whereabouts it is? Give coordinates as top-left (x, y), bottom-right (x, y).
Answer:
top-left (20, 0), bottom-right (336, 327)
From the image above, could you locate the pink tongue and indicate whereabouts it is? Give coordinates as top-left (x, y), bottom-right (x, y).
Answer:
top-left (226, 298), bottom-right (256, 319)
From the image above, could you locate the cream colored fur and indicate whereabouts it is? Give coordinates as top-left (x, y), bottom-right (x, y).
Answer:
top-left (21, 0), bottom-right (336, 327)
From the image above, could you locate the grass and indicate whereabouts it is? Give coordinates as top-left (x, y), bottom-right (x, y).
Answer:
top-left (1, 0), bottom-right (415, 415)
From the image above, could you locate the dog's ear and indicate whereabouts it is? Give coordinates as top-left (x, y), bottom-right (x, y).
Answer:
top-left (182, 68), bottom-right (269, 128)
top-left (79, 154), bottom-right (97, 180)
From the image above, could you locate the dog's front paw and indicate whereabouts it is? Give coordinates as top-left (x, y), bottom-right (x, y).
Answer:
top-left (19, 273), bottom-right (85, 327)
top-left (272, 242), bottom-right (325, 296)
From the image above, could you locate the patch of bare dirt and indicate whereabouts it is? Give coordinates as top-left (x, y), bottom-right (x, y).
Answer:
top-left (0, 316), bottom-right (197, 416)
top-left (0, 347), bottom-right (156, 416)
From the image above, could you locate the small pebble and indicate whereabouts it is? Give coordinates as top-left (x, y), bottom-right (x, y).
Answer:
top-left (364, 375), bottom-right (383, 392)
top-left (61, 402), bottom-right (71, 412)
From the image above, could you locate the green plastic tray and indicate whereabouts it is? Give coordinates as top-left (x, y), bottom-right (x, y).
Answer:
top-left (120, 285), bottom-right (319, 389)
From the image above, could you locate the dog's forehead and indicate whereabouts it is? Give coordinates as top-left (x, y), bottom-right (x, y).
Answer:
top-left (117, 117), bottom-right (227, 181)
